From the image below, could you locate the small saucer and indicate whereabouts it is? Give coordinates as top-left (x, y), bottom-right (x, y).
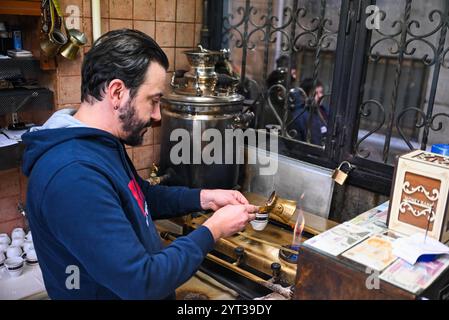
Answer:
top-left (26, 259), bottom-right (38, 266)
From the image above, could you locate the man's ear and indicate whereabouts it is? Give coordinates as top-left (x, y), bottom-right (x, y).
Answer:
top-left (107, 79), bottom-right (127, 109)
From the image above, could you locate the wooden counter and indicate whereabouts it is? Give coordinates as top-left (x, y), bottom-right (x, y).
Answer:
top-left (294, 242), bottom-right (449, 300)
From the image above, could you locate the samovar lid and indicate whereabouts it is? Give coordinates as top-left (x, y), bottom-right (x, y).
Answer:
top-left (164, 45), bottom-right (244, 103)
top-left (183, 45), bottom-right (223, 68)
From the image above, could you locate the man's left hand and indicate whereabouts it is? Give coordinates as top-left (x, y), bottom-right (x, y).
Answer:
top-left (200, 189), bottom-right (249, 211)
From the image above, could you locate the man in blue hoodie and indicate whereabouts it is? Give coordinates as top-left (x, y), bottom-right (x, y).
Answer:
top-left (21, 29), bottom-right (258, 299)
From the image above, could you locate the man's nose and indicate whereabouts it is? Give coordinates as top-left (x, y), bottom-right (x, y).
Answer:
top-left (152, 104), bottom-right (161, 122)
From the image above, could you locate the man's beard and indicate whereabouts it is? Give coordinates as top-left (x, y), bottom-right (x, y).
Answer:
top-left (118, 98), bottom-right (152, 146)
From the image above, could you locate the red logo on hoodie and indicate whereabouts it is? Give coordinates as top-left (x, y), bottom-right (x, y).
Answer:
top-left (128, 178), bottom-right (147, 217)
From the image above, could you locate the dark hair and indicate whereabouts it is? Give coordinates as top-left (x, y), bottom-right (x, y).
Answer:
top-left (300, 78), bottom-right (323, 96)
top-left (266, 68), bottom-right (289, 87)
top-left (81, 29), bottom-right (169, 104)
top-left (276, 54), bottom-right (297, 69)
top-left (276, 55), bottom-right (289, 68)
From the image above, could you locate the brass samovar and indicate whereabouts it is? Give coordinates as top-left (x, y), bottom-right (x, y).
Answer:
top-left (159, 46), bottom-right (253, 189)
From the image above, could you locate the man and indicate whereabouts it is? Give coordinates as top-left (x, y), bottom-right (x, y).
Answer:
top-left (266, 55), bottom-right (297, 90)
top-left (21, 29), bottom-right (257, 299)
top-left (288, 78), bottom-right (329, 145)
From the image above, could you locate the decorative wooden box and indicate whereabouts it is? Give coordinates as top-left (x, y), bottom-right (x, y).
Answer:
top-left (388, 150), bottom-right (449, 243)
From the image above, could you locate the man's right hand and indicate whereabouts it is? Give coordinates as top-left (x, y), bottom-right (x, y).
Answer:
top-left (203, 204), bottom-right (258, 241)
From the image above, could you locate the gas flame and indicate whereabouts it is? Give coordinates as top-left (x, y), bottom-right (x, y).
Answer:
top-left (292, 193), bottom-right (305, 247)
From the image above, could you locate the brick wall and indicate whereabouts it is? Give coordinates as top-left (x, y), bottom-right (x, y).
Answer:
top-left (0, 0), bottom-right (203, 233)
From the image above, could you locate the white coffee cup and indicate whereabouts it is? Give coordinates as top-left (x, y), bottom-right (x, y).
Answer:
top-left (23, 240), bottom-right (34, 253)
top-left (25, 249), bottom-right (38, 265)
top-left (250, 220), bottom-right (269, 231)
top-left (4, 257), bottom-right (24, 277)
top-left (6, 245), bottom-right (23, 258)
top-left (12, 228), bottom-right (25, 239)
top-left (12, 228), bottom-right (25, 237)
top-left (0, 242), bottom-right (8, 254)
top-left (11, 238), bottom-right (24, 247)
top-left (11, 234), bottom-right (24, 241)
top-left (0, 233), bottom-right (11, 245)
top-left (250, 212), bottom-right (269, 231)
top-left (0, 251), bottom-right (5, 269)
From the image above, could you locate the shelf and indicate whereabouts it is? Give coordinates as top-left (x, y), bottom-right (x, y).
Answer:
top-left (0, 87), bottom-right (54, 116)
top-left (0, 1), bottom-right (41, 16)
top-left (0, 57), bottom-right (40, 83)
top-left (0, 1), bottom-right (52, 171)
top-left (0, 141), bottom-right (24, 171)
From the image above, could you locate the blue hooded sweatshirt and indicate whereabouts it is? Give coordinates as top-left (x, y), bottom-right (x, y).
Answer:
top-left (21, 109), bottom-right (215, 300)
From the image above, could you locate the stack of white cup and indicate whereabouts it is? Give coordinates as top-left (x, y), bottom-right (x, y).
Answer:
top-left (0, 228), bottom-right (37, 277)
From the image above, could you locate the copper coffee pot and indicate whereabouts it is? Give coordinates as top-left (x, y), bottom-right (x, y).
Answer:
top-left (40, 0), bottom-right (87, 60)
top-left (59, 28), bottom-right (87, 60)
top-left (40, 0), bottom-right (67, 57)
top-left (258, 191), bottom-right (297, 226)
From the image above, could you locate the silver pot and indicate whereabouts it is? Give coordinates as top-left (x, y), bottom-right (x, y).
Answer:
top-left (160, 47), bottom-right (251, 189)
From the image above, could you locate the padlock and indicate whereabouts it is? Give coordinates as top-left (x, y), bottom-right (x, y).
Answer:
top-left (332, 161), bottom-right (353, 185)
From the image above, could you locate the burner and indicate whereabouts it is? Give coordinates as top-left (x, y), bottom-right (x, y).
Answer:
top-left (278, 244), bottom-right (300, 264)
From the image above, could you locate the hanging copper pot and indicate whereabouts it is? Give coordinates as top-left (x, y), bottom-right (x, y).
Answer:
top-left (40, 0), bottom-right (67, 57)
top-left (40, 0), bottom-right (87, 60)
top-left (60, 28), bottom-right (87, 60)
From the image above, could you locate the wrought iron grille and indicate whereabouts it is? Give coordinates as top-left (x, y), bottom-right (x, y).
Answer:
top-left (208, 0), bottom-right (449, 194)
top-left (355, 0), bottom-right (449, 165)
top-left (221, 0), bottom-right (341, 145)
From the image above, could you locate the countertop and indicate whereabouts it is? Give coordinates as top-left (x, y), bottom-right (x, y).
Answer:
top-left (0, 263), bottom-right (48, 300)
